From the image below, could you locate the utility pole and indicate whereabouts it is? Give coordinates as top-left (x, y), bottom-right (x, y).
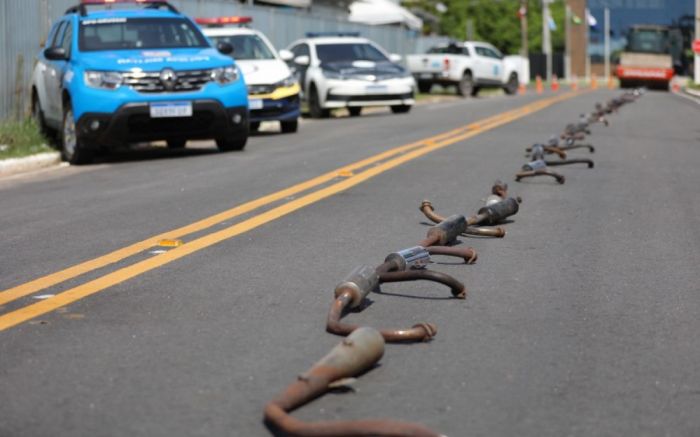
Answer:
top-left (604, 7), bottom-right (610, 82)
top-left (585, 7), bottom-right (591, 81)
top-left (542, 0), bottom-right (553, 81)
top-left (695, 0), bottom-right (700, 84)
top-left (520, 0), bottom-right (528, 58)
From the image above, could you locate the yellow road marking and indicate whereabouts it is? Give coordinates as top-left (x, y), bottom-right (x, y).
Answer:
top-left (0, 91), bottom-right (580, 330)
top-left (0, 123), bottom-right (474, 307)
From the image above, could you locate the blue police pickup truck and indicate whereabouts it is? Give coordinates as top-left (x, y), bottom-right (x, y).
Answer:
top-left (31, 0), bottom-right (249, 164)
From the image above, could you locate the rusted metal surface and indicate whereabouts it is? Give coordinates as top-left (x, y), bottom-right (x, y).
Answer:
top-left (264, 327), bottom-right (444, 437)
top-left (418, 182), bottom-right (520, 239)
top-left (326, 255), bottom-right (466, 342)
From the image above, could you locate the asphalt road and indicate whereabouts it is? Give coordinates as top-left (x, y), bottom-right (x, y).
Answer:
top-left (1, 89), bottom-right (699, 437)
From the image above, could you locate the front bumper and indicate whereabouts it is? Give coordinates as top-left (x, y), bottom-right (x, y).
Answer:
top-left (323, 78), bottom-right (415, 108)
top-left (616, 66), bottom-right (674, 81)
top-left (248, 84), bottom-right (300, 123)
top-left (76, 100), bottom-right (248, 148)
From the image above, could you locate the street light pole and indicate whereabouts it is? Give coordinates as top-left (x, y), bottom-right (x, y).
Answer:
top-left (604, 7), bottom-right (610, 82)
top-left (565, 4), bottom-right (571, 81)
top-left (542, 0), bottom-right (552, 81)
top-left (520, 0), bottom-right (529, 58)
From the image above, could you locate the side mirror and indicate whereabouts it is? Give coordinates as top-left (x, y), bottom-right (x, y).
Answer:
top-left (278, 49), bottom-right (294, 62)
top-left (217, 42), bottom-right (234, 55)
top-left (389, 53), bottom-right (402, 63)
top-left (44, 47), bottom-right (68, 61)
top-left (294, 55), bottom-right (310, 66)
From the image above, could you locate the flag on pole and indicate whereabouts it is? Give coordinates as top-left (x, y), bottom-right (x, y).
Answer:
top-left (587, 11), bottom-right (598, 29)
top-left (571, 14), bottom-right (582, 25)
top-left (548, 16), bottom-right (557, 31)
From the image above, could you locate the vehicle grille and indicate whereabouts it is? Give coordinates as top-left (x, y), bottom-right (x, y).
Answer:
top-left (248, 84), bottom-right (276, 95)
top-left (122, 69), bottom-right (212, 93)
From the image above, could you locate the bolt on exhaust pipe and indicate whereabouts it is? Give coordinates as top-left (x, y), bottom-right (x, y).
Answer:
top-left (264, 327), bottom-right (444, 437)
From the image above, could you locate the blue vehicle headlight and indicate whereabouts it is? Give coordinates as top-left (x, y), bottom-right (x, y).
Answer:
top-left (84, 71), bottom-right (123, 90)
top-left (211, 66), bottom-right (240, 85)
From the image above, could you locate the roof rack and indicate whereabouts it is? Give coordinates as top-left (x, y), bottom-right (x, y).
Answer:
top-left (65, 0), bottom-right (179, 17)
top-left (305, 32), bottom-right (361, 38)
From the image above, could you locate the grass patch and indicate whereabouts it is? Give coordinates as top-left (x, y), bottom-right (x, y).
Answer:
top-left (0, 119), bottom-right (52, 160)
top-left (687, 81), bottom-right (700, 90)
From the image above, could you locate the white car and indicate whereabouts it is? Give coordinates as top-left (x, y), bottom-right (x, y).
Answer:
top-left (285, 33), bottom-right (416, 118)
top-left (406, 41), bottom-right (524, 97)
top-left (198, 17), bottom-right (301, 133)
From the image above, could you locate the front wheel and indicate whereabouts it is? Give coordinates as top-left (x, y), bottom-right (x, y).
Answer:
top-left (216, 135), bottom-right (247, 152)
top-left (457, 72), bottom-right (473, 97)
top-left (62, 103), bottom-right (94, 165)
top-left (280, 120), bottom-right (298, 133)
top-left (348, 107), bottom-right (362, 117)
top-left (309, 85), bottom-right (330, 119)
top-left (390, 105), bottom-right (412, 114)
top-left (504, 73), bottom-right (519, 95)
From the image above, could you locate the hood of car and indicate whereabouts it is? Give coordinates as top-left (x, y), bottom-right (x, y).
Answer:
top-left (78, 48), bottom-right (232, 72)
top-left (236, 59), bottom-right (292, 85)
top-left (321, 61), bottom-right (408, 80)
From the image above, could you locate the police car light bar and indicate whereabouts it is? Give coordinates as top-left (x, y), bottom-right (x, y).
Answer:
top-left (195, 16), bottom-right (253, 26)
top-left (305, 32), bottom-right (361, 38)
top-left (67, 0), bottom-right (179, 16)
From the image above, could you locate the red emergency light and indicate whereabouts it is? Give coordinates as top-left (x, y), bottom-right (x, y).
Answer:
top-left (195, 16), bottom-right (253, 26)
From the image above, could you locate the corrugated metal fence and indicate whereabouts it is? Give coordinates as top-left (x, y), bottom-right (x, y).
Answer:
top-left (0, 0), bottom-right (449, 120)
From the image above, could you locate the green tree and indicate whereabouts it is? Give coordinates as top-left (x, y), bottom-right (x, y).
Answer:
top-left (420, 0), bottom-right (566, 55)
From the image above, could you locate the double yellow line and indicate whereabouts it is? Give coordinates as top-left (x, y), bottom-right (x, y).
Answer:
top-left (0, 91), bottom-right (580, 331)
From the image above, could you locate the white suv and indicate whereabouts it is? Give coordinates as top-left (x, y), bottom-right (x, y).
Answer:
top-left (286, 33), bottom-right (416, 118)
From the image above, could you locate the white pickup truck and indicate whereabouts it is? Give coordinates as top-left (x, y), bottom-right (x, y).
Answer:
top-left (407, 41), bottom-right (524, 97)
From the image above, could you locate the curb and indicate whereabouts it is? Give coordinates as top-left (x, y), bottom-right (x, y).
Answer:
top-left (683, 87), bottom-right (700, 98)
top-left (0, 152), bottom-right (62, 178)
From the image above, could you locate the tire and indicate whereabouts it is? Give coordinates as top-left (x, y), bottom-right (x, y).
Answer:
top-left (471, 86), bottom-right (481, 97)
top-left (249, 121), bottom-right (261, 132)
top-left (390, 105), bottom-right (411, 114)
top-left (280, 120), bottom-right (298, 133)
top-left (309, 85), bottom-right (330, 119)
top-left (504, 73), bottom-right (519, 95)
top-left (167, 139), bottom-right (186, 149)
top-left (216, 134), bottom-right (247, 152)
top-left (418, 81), bottom-right (432, 93)
top-left (348, 107), bottom-right (362, 117)
top-left (457, 72), bottom-right (473, 97)
top-left (61, 102), bottom-right (94, 165)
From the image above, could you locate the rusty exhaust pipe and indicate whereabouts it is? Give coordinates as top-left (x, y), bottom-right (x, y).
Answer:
top-left (515, 160), bottom-right (565, 184)
top-left (326, 258), bottom-right (466, 342)
top-left (264, 327), bottom-right (444, 437)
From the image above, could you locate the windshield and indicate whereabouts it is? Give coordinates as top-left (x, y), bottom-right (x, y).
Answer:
top-left (316, 43), bottom-right (388, 63)
top-left (626, 29), bottom-right (669, 54)
top-left (209, 34), bottom-right (275, 60)
top-left (79, 18), bottom-right (209, 51)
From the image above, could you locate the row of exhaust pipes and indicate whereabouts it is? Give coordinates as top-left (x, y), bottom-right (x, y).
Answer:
top-left (263, 88), bottom-right (643, 436)
top-left (516, 89), bottom-right (642, 184)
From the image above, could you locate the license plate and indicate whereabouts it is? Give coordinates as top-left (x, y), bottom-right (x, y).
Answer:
top-left (419, 73), bottom-right (433, 79)
top-left (249, 99), bottom-right (264, 110)
top-left (365, 85), bottom-right (388, 93)
top-left (149, 102), bottom-right (192, 118)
